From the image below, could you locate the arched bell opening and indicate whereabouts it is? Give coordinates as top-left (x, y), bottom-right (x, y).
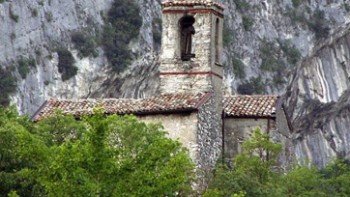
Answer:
top-left (179, 15), bottom-right (196, 61)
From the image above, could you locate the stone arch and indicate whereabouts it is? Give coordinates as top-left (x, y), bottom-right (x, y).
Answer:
top-left (179, 15), bottom-right (196, 61)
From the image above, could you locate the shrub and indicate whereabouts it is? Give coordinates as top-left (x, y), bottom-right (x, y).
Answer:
top-left (101, 0), bottom-right (142, 73)
top-left (259, 40), bottom-right (282, 72)
top-left (285, 9), bottom-right (308, 26)
top-left (307, 10), bottom-right (330, 39)
top-left (237, 76), bottom-right (265, 95)
top-left (260, 57), bottom-right (280, 72)
top-left (345, 3), bottom-right (350, 12)
top-left (233, 0), bottom-right (250, 11)
top-left (56, 48), bottom-right (78, 81)
top-left (10, 32), bottom-right (16, 40)
top-left (31, 8), bottom-right (38, 17)
top-left (17, 57), bottom-right (36, 79)
top-left (292, 0), bottom-right (302, 7)
top-left (279, 40), bottom-right (301, 65)
top-left (0, 67), bottom-right (17, 106)
top-left (223, 23), bottom-right (234, 47)
top-left (232, 57), bottom-right (245, 79)
top-left (45, 11), bottom-right (53, 22)
top-left (71, 32), bottom-right (98, 58)
top-left (272, 73), bottom-right (287, 87)
top-left (242, 16), bottom-right (253, 31)
top-left (9, 7), bottom-right (19, 23)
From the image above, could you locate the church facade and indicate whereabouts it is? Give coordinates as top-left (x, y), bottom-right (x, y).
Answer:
top-left (32, 0), bottom-right (292, 189)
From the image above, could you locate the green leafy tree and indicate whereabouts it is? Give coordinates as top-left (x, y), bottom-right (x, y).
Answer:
top-left (0, 107), bottom-right (194, 197)
top-left (0, 107), bottom-right (47, 197)
top-left (319, 160), bottom-right (350, 196)
top-left (37, 110), bottom-right (194, 197)
top-left (279, 165), bottom-right (327, 197)
top-left (205, 128), bottom-right (282, 197)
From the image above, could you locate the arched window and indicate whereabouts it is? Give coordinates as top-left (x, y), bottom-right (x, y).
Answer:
top-left (179, 15), bottom-right (195, 61)
top-left (215, 18), bottom-right (220, 62)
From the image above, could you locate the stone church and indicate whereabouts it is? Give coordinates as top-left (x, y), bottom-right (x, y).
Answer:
top-left (32, 0), bottom-right (291, 188)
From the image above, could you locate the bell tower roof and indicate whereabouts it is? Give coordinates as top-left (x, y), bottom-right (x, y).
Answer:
top-left (162, 0), bottom-right (224, 10)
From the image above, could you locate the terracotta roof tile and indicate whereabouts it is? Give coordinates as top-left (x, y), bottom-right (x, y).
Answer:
top-left (162, 0), bottom-right (223, 9)
top-left (32, 94), bottom-right (278, 121)
top-left (32, 93), bottom-right (211, 121)
top-left (224, 95), bottom-right (277, 118)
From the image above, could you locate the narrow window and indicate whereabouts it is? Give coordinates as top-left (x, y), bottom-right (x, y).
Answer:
top-left (215, 18), bottom-right (220, 62)
top-left (180, 15), bottom-right (195, 61)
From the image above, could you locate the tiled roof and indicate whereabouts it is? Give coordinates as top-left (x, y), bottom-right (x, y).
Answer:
top-left (32, 93), bottom-right (211, 121)
top-left (162, 0), bottom-right (223, 9)
top-left (224, 95), bottom-right (277, 118)
top-left (32, 94), bottom-right (278, 121)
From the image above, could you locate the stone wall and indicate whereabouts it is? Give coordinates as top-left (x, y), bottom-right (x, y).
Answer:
top-left (159, 7), bottom-right (224, 95)
top-left (274, 105), bottom-right (294, 168)
top-left (196, 96), bottom-right (222, 189)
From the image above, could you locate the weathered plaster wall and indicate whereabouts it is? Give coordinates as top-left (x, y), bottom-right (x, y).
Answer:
top-left (224, 118), bottom-right (273, 164)
top-left (138, 112), bottom-right (198, 160)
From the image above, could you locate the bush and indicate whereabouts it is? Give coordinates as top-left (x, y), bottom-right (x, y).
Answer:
top-left (232, 57), bottom-right (245, 79)
top-left (307, 10), bottom-right (330, 39)
top-left (259, 40), bottom-right (282, 72)
top-left (237, 76), bottom-right (265, 95)
top-left (223, 23), bottom-right (234, 47)
top-left (17, 57), bottom-right (36, 79)
top-left (45, 11), bottom-right (53, 22)
top-left (292, 0), bottom-right (302, 7)
top-left (31, 8), bottom-right (38, 17)
top-left (233, 0), bottom-right (250, 11)
top-left (279, 40), bottom-right (301, 65)
top-left (71, 32), bottom-right (98, 58)
top-left (285, 9), bottom-right (308, 26)
top-left (9, 7), bottom-right (19, 23)
top-left (56, 48), bottom-right (78, 81)
top-left (242, 16), bottom-right (253, 31)
top-left (0, 67), bottom-right (16, 106)
top-left (101, 0), bottom-right (142, 73)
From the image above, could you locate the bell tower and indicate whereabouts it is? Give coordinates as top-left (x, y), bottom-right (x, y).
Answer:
top-left (160, 0), bottom-right (224, 189)
top-left (160, 0), bottom-right (224, 95)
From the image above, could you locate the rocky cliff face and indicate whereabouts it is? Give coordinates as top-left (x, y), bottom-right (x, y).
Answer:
top-left (1, 0), bottom-right (350, 166)
top-left (0, 0), bottom-right (161, 114)
top-left (286, 25), bottom-right (350, 166)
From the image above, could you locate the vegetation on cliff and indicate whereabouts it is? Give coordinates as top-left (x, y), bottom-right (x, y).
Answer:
top-left (101, 0), bottom-right (142, 72)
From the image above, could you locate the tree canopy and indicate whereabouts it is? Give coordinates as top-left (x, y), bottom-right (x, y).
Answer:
top-left (204, 128), bottom-right (350, 197)
top-left (0, 107), bottom-right (194, 197)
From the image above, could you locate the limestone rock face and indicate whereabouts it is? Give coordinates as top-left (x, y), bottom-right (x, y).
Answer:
top-left (286, 26), bottom-right (350, 166)
top-left (0, 0), bottom-right (161, 114)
